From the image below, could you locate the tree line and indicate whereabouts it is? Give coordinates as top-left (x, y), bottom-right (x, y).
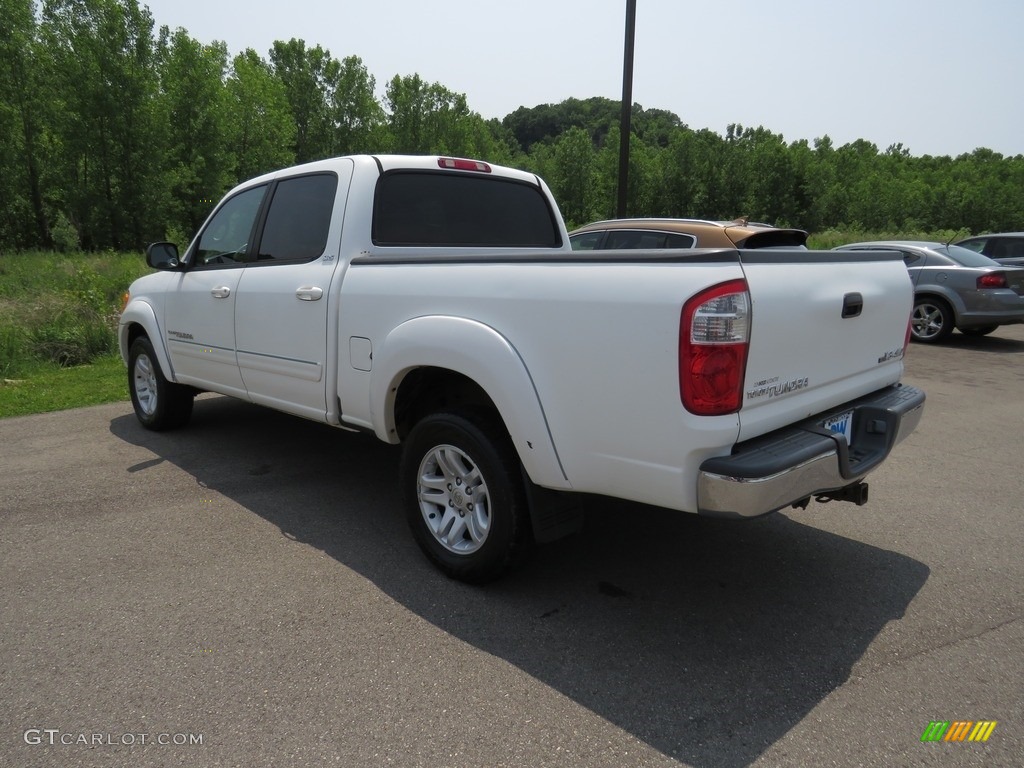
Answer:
top-left (2, 0), bottom-right (1023, 253)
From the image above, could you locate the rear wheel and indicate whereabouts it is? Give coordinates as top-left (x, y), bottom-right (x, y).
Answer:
top-left (400, 410), bottom-right (530, 583)
top-left (959, 325), bottom-right (998, 337)
top-left (911, 297), bottom-right (954, 343)
top-left (128, 336), bottom-right (194, 430)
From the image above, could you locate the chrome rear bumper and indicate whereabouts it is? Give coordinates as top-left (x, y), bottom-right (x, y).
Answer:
top-left (697, 384), bottom-right (925, 519)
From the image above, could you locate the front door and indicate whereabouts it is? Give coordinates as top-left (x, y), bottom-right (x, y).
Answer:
top-left (162, 184), bottom-right (267, 395)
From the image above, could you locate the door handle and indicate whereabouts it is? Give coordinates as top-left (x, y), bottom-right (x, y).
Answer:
top-left (842, 292), bottom-right (863, 318)
top-left (295, 286), bottom-right (324, 301)
top-left (211, 286), bottom-right (231, 298)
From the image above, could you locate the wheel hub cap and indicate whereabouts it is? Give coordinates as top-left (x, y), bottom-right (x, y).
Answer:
top-left (416, 444), bottom-right (490, 555)
top-left (133, 353), bottom-right (158, 416)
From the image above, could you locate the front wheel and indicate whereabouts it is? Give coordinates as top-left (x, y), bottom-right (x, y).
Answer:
top-left (911, 297), bottom-right (954, 343)
top-left (400, 411), bottom-right (530, 583)
top-left (128, 336), bottom-right (194, 430)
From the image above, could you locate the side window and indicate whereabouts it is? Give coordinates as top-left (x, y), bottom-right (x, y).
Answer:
top-left (570, 232), bottom-right (604, 251)
top-left (665, 233), bottom-right (697, 249)
top-left (372, 172), bottom-right (560, 247)
top-left (604, 230), bottom-right (668, 249)
top-left (636, 232), bottom-right (668, 249)
top-left (958, 238), bottom-right (986, 254)
top-left (571, 230), bottom-right (693, 251)
top-left (989, 238), bottom-right (1024, 259)
top-left (194, 185), bottom-right (267, 266)
top-left (602, 231), bottom-right (643, 249)
top-left (902, 251), bottom-right (922, 266)
top-left (257, 174), bottom-right (338, 262)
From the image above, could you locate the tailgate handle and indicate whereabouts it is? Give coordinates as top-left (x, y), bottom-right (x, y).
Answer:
top-left (842, 292), bottom-right (863, 319)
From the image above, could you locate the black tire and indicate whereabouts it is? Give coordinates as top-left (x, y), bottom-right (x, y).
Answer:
top-left (128, 336), bottom-right (194, 430)
top-left (400, 410), bottom-right (530, 583)
top-left (959, 325), bottom-right (998, 337)
top-left (910, 297), bottom-right (954, 343)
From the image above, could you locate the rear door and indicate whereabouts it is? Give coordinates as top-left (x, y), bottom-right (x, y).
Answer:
top-left (736, 249), bottom-right (913, 440)
top-left (234, 166), bottom-right (351, 421)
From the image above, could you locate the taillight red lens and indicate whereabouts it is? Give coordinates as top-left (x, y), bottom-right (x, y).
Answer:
top-left (438, 157), bottom-right (491, 173)
top-left (680, 279), bottom-right (750, 415)
top-left (977, 272), bottom-right (1007, 289)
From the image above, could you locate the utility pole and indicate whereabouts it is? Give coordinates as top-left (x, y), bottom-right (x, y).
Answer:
top-left (617, 0), bottom-right (637, 218)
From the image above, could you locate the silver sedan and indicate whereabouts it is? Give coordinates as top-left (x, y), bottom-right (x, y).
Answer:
top-left (834, 241), bottom-right (1024, 342)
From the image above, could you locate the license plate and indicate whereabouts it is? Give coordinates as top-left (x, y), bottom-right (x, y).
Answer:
top-left (823, 410), bottom-right (854, 446)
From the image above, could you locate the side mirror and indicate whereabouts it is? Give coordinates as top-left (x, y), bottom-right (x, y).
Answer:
top-left (146, 242), bottom-right (180, 270)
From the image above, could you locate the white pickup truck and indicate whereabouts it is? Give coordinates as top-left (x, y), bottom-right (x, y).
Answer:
top-left (119, 154), bottom-right (925, 581)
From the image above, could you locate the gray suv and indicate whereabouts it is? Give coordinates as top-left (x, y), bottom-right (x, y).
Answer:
top-left (955, 233), bottom-right (1024, 267)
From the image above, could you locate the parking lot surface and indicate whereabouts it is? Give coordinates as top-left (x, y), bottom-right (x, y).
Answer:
top-left (2, 326), bottom-right (1022, 767)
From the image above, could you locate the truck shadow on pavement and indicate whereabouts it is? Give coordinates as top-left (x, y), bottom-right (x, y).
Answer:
top-left (110, 396), bottom-right (929, 768)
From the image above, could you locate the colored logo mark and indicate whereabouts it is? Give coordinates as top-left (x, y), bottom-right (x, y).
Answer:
top-left (921, 721), bottom-right (997, 742)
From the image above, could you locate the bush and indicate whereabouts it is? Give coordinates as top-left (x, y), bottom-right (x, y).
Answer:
top-left (0, 250), bottom-right (150, 377)
top-left (29, 307), bottom-right (115, 367)
top-left (50, 211), bottom-right (81, 252)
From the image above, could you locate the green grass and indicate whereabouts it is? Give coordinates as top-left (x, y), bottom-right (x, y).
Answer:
top-left (0, 250), bottom-right (150, 418)
top-left (0, 353), bottom-right (128, 418)
top-left (806, 228), bottom-right (969, 250)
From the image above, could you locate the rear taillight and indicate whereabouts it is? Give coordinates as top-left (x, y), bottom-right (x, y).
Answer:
top-left (680, 279), bottom-right (750, 415)
top-left (904, 314), bottom-right (912, 354)
top-left (438, 157), bottom-right (491, 173)
top-left (977, 272), bottom-right (1007, 289)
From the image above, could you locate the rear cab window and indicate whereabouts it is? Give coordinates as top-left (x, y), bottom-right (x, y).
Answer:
top-left (372, 171), bottom-right (561, 248)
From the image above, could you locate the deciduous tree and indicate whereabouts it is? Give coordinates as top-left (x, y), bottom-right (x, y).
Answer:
top-left (270, 39), bottom-right (339, 163)
top-left (224, 49), bottom-right (296, 183)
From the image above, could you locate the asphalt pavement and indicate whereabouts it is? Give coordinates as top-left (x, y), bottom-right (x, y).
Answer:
top-left (2, 325), bottom-right (1022, 767)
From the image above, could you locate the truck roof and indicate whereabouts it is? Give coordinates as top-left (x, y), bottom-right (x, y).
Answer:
top-left (238, 154), bottom-right (542, 189)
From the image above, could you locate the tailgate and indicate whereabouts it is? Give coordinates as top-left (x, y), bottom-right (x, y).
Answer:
top-left (737, 249), bottom-right (912, 441)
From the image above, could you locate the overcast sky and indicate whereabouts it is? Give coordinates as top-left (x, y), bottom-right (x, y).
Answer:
top-left (141, 0), bottom-right (1024, 158)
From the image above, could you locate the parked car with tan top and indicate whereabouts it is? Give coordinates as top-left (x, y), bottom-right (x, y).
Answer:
top-left (569, 217), bottom-right (808, 251)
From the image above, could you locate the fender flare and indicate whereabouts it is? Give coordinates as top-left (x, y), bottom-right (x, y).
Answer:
top-left (118, 300), bottom-right (177, 383)
top-left (371, 315), bottom-right (570, 490)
